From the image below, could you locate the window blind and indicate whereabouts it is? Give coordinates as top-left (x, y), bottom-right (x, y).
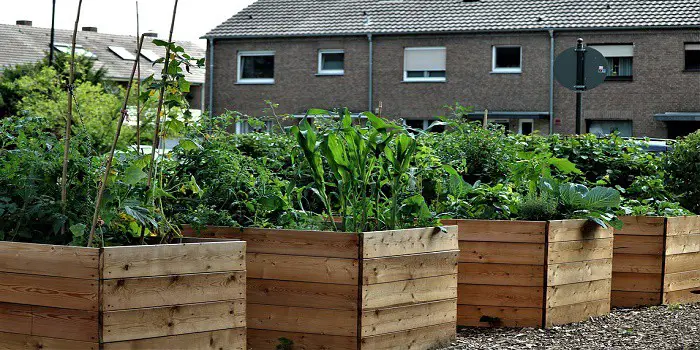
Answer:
top-left (404, 47), bottom-right (446, 71)
top-left (589, 45), bottom-right (634, 57)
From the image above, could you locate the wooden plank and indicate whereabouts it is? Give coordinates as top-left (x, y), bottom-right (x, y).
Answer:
top-left (458, 263), bottom-right (543, 287)
top-left (612, 254), bottom-right (663, 274)
top-left (458, 285), bottom-right (542, 308)
top-left (360, 322), bottom-right (456, 350)
top-left (362, 226), bottom-right (458, 259)
top-left (615, 216), bottom-right (666, 236)
top-left (248, 253), bottom-right (358, 285)
top-left (548, 238), bottom-right (613, 264)
top-left (182, 226), bottom-right (360, 258)
top-left (548, 220), bottom-right (613, 242)
top-left (546, 279), bottom-right (611, 308)
top-left (102, 271), bottom-right (246, 311)
top-left (248, 304), bottom-right (357, 336)
top-left (459, 241), bottom-right (544, 265)
top-left (103, 328), bottom-right (246, 350)
top-left (612, 272), bottom-right (662, 293)
top-left (247, 279), bottom-right (358, 310)
top-left (664, 269), bottom-right (700, 292)
top-left (545, 299), bottom-right (610, 327)
top-left (102, 300), bottom-right (245, 343)
top-left (665, 234), bottom-right (700, 255)
top-left (247, 329), bottom-right (356, 350)
top-left (548, 259), bottom-right (612, 286)
top-left (363, 275), bottom-right (457, 309)
top-left (102, 242), bottom-right (246, 279)
top-left (0, 272), bottom-right (98, 311)
top-left (442, 219), bottom-right (546, 243)
top-left (613, 234), bottom-right (664, 255)
top-left (663, 288), bottom-right (700, 305)
top-left (611, 291), bottom-right (661, 308)
top-left (665, 251), bottom-right (700, 274)
top-left (457, 305), bottom-right (542, 328)
top-left (666, 216), bottom-right (700, 236)
top-left (361, 299), bottom-right (456, 337)
top-left (363, 251), bottom-right (458, 285)
top-left (0, 303), bottom-right (98, 342)
top-left (0, 242), bottom-right (98, 279)
top-left (0, 331), bottom-right (97, 350)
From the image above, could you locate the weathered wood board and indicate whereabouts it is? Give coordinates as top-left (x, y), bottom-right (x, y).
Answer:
top-left (612, 216), bottom-right (700, 307)
top-left (0, 241), bottom-right (247, 349)
top-left (183, 225), bottom-right (458, 350)
top-left (443, 219), bottom-right (613, 328)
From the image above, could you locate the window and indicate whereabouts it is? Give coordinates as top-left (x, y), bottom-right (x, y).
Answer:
top-left (140, 49), bottom-right (161, 62)
top-left (490, 119), bottom-right (510, 131)
top-left (685, 43), bottom-right (700, 71)
top-left (109, 46), bottom-right (136, 60)
top-left (492, 46), bottom-right (522, 73)
top-left (53, 43), bottom-right (97, 59)
top-left (318, 49), bottom-right (345, 75)
top-left (587, 120), bottom-right (632, 137)
top-left (589, 45), bottom-right (634, 80)
top-left (519, 119), bottom-right (534, 135)
top-left (237, 51), bottom-right (275, 84)
top-left (404, 47), bottom-right (447, 82)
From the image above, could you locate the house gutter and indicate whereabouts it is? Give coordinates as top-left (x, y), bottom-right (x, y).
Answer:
top-left (207, 37), bottom-right (215, 116)
top-left (549, 29), bottom-right (555, 135)
top-left (368, 33), bottom-right (373, 113)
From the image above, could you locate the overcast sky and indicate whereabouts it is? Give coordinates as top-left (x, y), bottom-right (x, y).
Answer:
top-left (0, 0), bottom-right (257, 48)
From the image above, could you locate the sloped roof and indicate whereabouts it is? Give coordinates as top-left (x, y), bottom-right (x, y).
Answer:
top-left (206, 0), bottom-right (700, 38)
top-left (0, 23), bottom-right (205, 84)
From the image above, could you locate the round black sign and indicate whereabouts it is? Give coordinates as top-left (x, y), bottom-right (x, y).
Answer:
top-left (554, 47), bottom-right (608, 91)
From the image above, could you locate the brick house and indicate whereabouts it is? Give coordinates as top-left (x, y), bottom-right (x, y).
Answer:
top-left (203, 0), bottom-right (700, 138)
top-left (0, 21), bottom-right (206, 113)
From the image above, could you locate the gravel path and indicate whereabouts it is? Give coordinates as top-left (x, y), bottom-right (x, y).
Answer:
top-left (442, 304), bottom-right (700, 350)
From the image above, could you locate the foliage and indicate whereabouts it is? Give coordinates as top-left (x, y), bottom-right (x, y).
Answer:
top-left (666, 131), bottom-right (700, 214)
top-left (291, 109), bottom-right (435, 232)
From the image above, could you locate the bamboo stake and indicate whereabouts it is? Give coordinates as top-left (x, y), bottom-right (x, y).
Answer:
top-left (60, 0), bottom-right (83, 236)
top-left (141, 0), bottom-right (179, 243)
top-left (483, 109), bottom-right (489, 129)
top-left (87, 35), bottom-right (146, 247)
top-left (136, 1), bottom-right (141, 153)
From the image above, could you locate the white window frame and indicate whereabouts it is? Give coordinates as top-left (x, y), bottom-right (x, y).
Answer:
top-left (403, 47), bottom-right (447, 83)
top-left (492, 45), bottom-right (522, 74)
top-left (237, 50), bottom-right (275, 85)
top-left (518, 119), bottom-right (535, 135)
top-left (317, 49), bottom-right (345, 75)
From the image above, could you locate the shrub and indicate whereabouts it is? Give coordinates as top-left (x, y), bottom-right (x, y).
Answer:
top-left (666, 131), bottom-right (700, 214)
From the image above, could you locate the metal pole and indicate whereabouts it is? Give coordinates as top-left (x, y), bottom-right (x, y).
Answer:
top-left (367, 33), bottom-right (373, 112)
top-left (548, 29), bottom-right (555, 135)
top-left (49, 0), bottom-right (56, 66)
top-left (574, 38), bottom-right (586, 134)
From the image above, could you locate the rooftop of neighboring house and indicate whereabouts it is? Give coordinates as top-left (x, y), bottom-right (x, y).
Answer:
top-left (0, 22), bottom-right (205, 84)
top-left (206, 0), bottom-right (700, 38)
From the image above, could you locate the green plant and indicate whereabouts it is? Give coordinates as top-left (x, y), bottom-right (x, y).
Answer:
top-left (519, 193), bottom-right (558, 221)
top-left (666, 131), bottom-right (700, 214)
top-left (533, 179), bottom-right (623, 228)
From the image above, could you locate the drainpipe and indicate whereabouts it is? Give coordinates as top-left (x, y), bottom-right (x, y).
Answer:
top-left (207, 37), bottom-right (215, 116)
top-left (548, 29), bottom-right (555, 135)
top-left (368, 33), bottom-right (373, 113)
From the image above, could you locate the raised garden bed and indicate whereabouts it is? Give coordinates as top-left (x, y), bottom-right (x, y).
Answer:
top-left (183, 225), bottom-right (459, 350)
top-left (0, 240), bottom-right (247, 349)
top-left (441, 219), bottom-right (613, 328)
top-left (612, 216), bottom-right (700, 307)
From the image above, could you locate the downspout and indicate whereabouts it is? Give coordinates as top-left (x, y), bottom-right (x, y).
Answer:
top-left (368, 33), bottom-right (374, 113)
top-left (549, 29), bottom-right (555, 135)
top-left (207, 37), bottom-right (215, 117)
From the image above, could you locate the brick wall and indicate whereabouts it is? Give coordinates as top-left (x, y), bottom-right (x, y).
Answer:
top-left (208, 29), bottom-right (700, 137)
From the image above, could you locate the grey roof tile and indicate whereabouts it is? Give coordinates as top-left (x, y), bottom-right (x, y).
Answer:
top-left (206, 0), bottom-right (700, 38)
top-left (0, 24), bottom-right (205, 84)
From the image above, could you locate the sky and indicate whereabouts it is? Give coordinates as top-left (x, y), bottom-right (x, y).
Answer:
top-left (0, 0), bottom-right (257, 48)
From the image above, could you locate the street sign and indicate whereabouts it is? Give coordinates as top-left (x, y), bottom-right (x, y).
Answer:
top-left (554, 46), bottom-right (607, 91)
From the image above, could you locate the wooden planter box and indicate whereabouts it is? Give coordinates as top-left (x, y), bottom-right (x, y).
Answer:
top-left (612, 216), bottom-right (700, 308)
top-left (183, 225), bottom-right (459, 350)
top-left (0, 241), bottom-right (247, 349)
top-left (441, 219), bottom-right (613, 328)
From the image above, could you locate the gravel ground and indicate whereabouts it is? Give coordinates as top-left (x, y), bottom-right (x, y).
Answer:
top-left (442, 304), bottom-right (700, 350)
